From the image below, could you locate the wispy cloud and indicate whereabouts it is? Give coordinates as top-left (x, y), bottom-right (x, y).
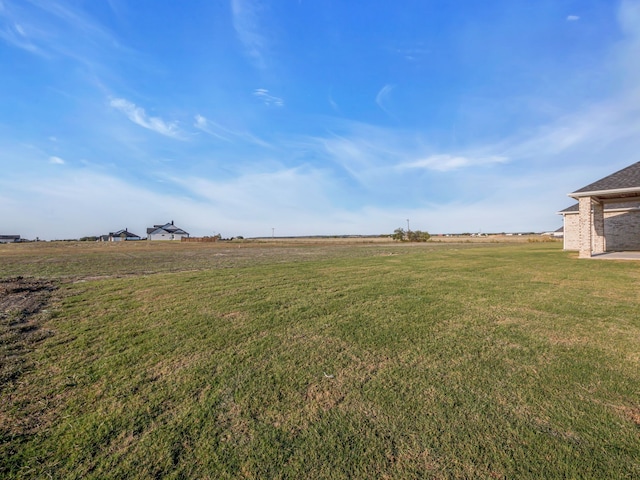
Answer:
top-left (375, 84), bottom-right (396, 118)
top-left (503, 89), bottom-right (640, 163)
top-left (318, 130), bottom-right (396, 187)
top-left (310, 121), bottom-right (510, 184)
top-left (194, 114), bottom-right (272, 147)
top-left (328, 93), bottom-right (341, 114)
top-left (394, 43), bottom-right (430, 62)
top-left (253, 88), bottom-right (284, 107)
top-left (194, 114), bottom-right (232, 141)
top-left (0, 0), bottom-right (126, 62)
top-left (0, 2), bottom-right (45, 55)
top-left (399, 154), bottom-right (508, 172)
top-left (110, 98), bottom-right (182, 138)
top-left (231, 0), bottom-right (269, 69)
top-left (6, 0), bottom-right (640, 239)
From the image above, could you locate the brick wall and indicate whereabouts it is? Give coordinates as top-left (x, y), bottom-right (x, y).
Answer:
top-left (563, 209), bottom-right (640, 251)
top-left (604, 210), bottom-right (640, 250)
top-left (563, 213), bottom-right (580, 250)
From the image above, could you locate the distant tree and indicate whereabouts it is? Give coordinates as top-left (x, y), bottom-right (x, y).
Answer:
top-left (394, 228), bottom-right (430, 242)
top-left (392, 228), bottom-right (405, 241)
top-left (407, 230), bottom-right (431, 242)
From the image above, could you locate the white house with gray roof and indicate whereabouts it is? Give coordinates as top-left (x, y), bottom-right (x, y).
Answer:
top-left (0, 235), bottom-right (20, 243)
top-left (99, 229), bottom-right (141, 242)
top-left (146, 221), bottom-right (189, 241)
top-left (559, 161), bottom-right (640, 257)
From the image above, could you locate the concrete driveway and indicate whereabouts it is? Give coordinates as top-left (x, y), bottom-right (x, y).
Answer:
top-left (592, 251), bottom-right (640, 260)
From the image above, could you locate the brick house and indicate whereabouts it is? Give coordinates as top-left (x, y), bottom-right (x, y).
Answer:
top-left (559, 162), bottom-right (640, 257)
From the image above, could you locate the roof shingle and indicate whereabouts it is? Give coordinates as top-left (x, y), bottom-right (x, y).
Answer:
top-left (573, 161), bottom-right (640, 194)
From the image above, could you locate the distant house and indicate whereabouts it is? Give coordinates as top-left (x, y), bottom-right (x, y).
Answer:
top-left (559, 161), bottom-right (640, 257)
top-left (99, 229), bottom-right (141, 242)
top-left (0, 235), bottom-right (20, 244)
top-left (146, 221), bottom-right (189, 241)
top-left (541, 228), bottom-right (563, 237)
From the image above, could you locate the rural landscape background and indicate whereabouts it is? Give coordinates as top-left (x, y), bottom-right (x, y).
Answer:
top-left (3, 1), bottom-right (640, 477)
top-left (1, 238), bottom-right (639, 478)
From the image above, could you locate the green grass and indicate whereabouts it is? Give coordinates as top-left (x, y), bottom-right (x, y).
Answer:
top-left (1, 241), bottom-right (639, 478)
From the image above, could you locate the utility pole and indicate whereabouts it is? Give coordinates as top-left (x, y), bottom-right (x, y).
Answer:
top-left (406, 219), bottom-right (410, 241)
top-left (272, 228), bottom-right (275, 239)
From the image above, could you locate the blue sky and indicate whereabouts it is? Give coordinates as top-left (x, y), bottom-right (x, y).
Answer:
top-left (2, 0), bottom-right (640, 239)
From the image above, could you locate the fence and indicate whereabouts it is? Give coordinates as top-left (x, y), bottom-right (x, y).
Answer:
top-left (181, 237), bottom-right (220, 243)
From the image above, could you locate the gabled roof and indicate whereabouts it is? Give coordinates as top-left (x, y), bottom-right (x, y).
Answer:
top-left (570, 161), bottom-right (640, 197)
top-left (558, 204), bottom-right (579, 214)
top-left (110, 229), bottom-right (140, 238)
top-left (146, 222), bottom-right (189, 235)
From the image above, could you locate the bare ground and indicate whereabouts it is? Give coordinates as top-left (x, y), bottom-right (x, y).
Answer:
top-left (0, 277), bottom-right (58, 391)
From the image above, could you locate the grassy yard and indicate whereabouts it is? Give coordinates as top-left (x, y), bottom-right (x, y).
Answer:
top-left (1, 240), bottom-right (639, 479)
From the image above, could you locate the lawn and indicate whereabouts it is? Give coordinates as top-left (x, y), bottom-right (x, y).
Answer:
top-left (1, 240), bottom-right (639, 479)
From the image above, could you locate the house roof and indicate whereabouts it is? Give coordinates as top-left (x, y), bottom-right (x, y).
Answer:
top-left (558, 204), bottom-right (579, 214)
top-left (570, 161), bottom-right (640, 198)
top-left (111, 229), bottom-right (140, 236)
top-left (146, 222), bottom-right (189, 235)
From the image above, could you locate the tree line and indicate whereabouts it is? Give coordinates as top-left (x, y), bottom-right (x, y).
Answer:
top-left (391, 228), bottom-right (430, 242)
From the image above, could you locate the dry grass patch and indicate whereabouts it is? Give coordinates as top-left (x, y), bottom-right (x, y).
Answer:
top-left (617, 405), bottom-right (640, 426)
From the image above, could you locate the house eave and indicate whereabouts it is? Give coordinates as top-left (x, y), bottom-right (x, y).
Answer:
top-left (568, 186), bottom-right (640, 199)
top-left (559, 206), bottom-right (640, 215)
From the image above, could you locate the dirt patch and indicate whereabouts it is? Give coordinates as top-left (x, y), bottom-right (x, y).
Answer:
top-left (614, 404), bottom-right (640, 427)
top-left (0, 276), bottom-right (58, 390)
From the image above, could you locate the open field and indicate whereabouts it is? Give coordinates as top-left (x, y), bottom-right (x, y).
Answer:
top-left (1, 240), bottom-right (639, 478)
top-left (0, 237), bottom-right (547, 280)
